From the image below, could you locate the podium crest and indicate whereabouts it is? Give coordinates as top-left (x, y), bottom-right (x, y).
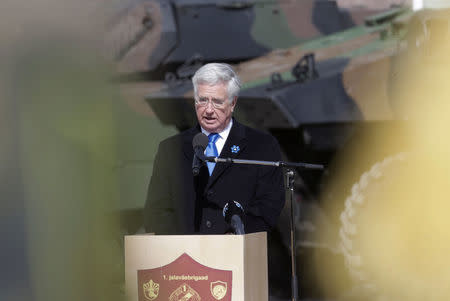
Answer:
top-left (143, 279), bottom-right (159, 300)
top-left (137, 253), bottom-right (232, 301)
top-left (210, 281), bottom-right (227, 300)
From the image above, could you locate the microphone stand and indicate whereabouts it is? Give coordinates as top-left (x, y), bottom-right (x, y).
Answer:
top-left (204, 155), bottom-right (323, 301)
top-left (286, 168), bottom-right (297, 301)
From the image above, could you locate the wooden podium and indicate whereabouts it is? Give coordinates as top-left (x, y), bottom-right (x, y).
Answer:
top-left (125, 232), bottom-right (268, 301)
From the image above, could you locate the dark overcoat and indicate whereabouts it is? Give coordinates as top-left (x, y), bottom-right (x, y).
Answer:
top-left (144, 119), bottom-right (285, 234)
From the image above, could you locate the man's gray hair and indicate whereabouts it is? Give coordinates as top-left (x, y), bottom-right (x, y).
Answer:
top-left (192, 63), bottom-right (241, 103)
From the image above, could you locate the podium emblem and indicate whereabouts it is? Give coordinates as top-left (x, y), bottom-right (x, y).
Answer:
top-left (169, 283), bottom-right (201, 301)
top-left (137, 253), bottom-right (232, 301)
top-left (210, 281), bottom-right (227, 300)
top-left (143, 279), bottom-right (159, 300)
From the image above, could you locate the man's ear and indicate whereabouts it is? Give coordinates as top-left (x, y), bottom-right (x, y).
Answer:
top-left (231, 97), bottom-right (237, 112)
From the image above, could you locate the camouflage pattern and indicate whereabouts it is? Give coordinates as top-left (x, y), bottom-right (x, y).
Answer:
top-left (104, 0), bottom-right (402, 77)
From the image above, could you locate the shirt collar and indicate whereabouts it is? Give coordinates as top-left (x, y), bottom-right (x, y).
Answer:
top-left (200, 118), bottom-right (233, 140)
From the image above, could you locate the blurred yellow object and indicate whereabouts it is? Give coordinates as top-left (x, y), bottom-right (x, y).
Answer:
top-left (316, 11), bottom-right (450, 300)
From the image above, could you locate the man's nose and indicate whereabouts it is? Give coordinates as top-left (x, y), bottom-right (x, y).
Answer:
top-left (205, 101), bottom-right (215, 112)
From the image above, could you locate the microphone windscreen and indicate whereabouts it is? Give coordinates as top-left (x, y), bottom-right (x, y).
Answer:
top-left (223, 201), bottom-right (244, 223)
top-left (192, 132), bottom-right (209, 149)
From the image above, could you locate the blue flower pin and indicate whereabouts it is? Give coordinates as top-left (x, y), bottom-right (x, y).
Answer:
top-left (231, 145), bottom-right (240, 154)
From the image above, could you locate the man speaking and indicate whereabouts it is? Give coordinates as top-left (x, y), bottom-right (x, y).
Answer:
top-left (144, 63), bottom-right (285, 234)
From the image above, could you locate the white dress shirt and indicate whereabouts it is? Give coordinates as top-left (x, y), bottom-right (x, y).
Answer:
top-left (201, 119), bottom-right (233, 156)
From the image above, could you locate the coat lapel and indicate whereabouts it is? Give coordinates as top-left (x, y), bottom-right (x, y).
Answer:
top-left (207, 120), bottom-right (247, 188)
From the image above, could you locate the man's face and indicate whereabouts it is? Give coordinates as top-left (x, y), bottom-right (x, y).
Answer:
top-left (195, 83), bottom-right (236, 133)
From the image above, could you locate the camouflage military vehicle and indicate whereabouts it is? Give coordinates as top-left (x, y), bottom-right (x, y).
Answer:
top-left (111, 1), bottom-right (450, 299)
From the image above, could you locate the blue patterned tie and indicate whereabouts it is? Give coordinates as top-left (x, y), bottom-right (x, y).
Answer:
top-left (205, 133), bottom-right (219, 175)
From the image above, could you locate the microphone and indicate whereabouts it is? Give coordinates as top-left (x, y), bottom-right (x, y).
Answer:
top-left (192, 133), bottom-right (209, 176)
top-left (223, 201), bottom-right (245, 234)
